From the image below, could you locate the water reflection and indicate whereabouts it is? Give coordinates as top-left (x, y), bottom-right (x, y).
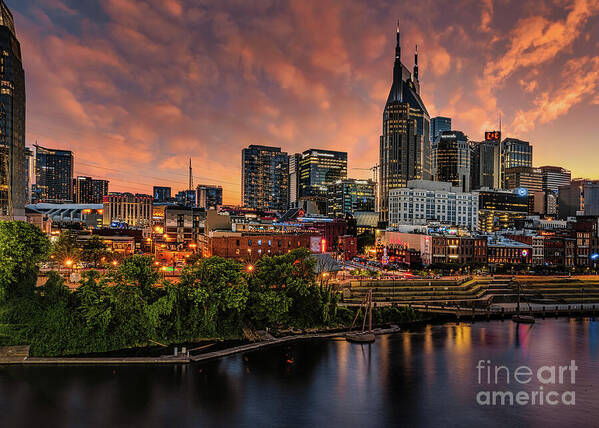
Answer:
top-left (1, 319), bottom-right (599, 427)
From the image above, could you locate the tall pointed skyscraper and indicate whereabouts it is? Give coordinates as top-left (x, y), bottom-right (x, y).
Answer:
top-left (378, 22), bottom-right (431, 225)
top-left (0, 1), bottom-right (25, 218)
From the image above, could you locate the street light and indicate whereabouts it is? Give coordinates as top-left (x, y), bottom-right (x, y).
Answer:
top-left (112, 260), bottom-right (118, 267)
top-left (246, 264), bottom-right (254, 273)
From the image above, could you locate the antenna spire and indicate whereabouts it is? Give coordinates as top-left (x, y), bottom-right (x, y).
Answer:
top-left (414, 44), bottom-right (419, 80)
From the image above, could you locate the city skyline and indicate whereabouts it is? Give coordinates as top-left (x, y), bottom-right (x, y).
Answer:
top-left (9, 0), bottom-right (599, 204)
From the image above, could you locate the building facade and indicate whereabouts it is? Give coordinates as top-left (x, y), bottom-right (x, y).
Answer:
top-left (73, 176), bottom-right (108, 204)
top-left (430, 116), bottom-right (451, 142)
top-left (558, 180), bottom-right (599, 219)
top-left (298, 149), bottom-right (347, 214)
top-left (504, 166), bottom-right (542, 193)
top-left (388, 180), bottom-right (478, 230)
top-left (153, 186), bottom-right (171, 202)
top-left (241, 145), bottom-right (289, 211)
top-left (0, 1), bottom-right (25, 217)
top-left (540, 166), bottom-right (571, 194)
top-left (196, 184), bottom-right (222, 210)
top-left (476, 189), bottom-right (529, 232)
top-left (379, 26), bottom-right (431, 224)
top-left (326, 178), bottom-right (375, 217)
top-left (288, 153), bottom-right (301, 207)
top-left (33, 144), bottom-right (74, 203)
top-left (500, 138), bottom-right (532, 188)
top-left (432, 130), bottom-right (471, 192)
top-left (102, 192), bottom-right (152, 228)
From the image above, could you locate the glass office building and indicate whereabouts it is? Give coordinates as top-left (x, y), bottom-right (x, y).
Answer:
top-left (379, 25), bottom-right (431, 224)
top-left (33, 144), bottom-right (74, 203)
top-left (0, 1), bottom-right (25, 217)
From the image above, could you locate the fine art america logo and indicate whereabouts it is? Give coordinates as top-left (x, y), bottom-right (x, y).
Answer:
top-left (476, 360), bottom-right (577, 406)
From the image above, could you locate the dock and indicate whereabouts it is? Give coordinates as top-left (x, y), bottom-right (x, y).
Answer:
top-left (189, 326), bottom-right (401, 363)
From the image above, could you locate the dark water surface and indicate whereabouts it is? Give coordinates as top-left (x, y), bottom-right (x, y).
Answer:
top-left (1, 319), bottom-right (598, 427)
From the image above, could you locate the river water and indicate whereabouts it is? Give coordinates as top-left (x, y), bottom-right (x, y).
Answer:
top-left (1, 318), bottom-right (598, 427)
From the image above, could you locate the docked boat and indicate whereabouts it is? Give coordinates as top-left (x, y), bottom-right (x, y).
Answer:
top-left (345, 288), bottom-right (376, 343)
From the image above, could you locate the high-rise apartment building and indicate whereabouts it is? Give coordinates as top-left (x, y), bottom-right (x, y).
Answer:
top-left (432, 130), bottom-right (471, 192)
top-left (379, 25), bottom-right (431, 224)
top-left (241, 145), bottom-right (289, 211)
top-left (32, 144), bottom-right (74, 203)
top-left (73, 176), bottom-right (109, 204)
top-left (430, 116), bottom-right (451, 141)
top-left (327, 179), bottom-right (375, 217)
top-left (288, 153), bottom-right (301, 207)
top-left (196, 184), bottom-right (222, 210)
top-left (500, 138), bottom-right (532, 188)
top-left (0, 1), bottom-right (25, 217)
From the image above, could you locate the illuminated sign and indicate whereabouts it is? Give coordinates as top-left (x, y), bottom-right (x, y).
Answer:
top-left (521, 249), bottom-right (529, 257)
top-left (516, 188), bottom-right (529, 197)
top-left (485, 131), bottom-right (501, 141)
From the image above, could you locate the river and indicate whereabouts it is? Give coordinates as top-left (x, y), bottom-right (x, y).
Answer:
top-left (1, 318), bottom-right (598, 427)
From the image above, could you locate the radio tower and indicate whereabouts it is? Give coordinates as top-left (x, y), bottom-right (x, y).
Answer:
top-left (188, 158), bottom-right (193, 191)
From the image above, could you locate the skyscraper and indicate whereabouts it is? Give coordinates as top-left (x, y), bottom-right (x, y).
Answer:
top-left (0, 1), bottom-right (25, 217)
top-left (33, 144), bottom-right (74, 203)
top-left (288, 153), bottom-right (301, 207)
top-left (241, 145), bottom-right (289, 211)
top-left (327, 178), bottom-right (375, 218)
top-left (298, 149), bottom-right (347, 214)
top-left (431, 117), bottom-right (451, 142)
top-left (540, 166), bottom-right (571, 194)
top-left (432, 130), bottom-right (471, 192)
top-left (379, 23), bottom-right (431, 224)
top-left (558, 180), bottom-right (599, 219)
top-left (73, 176), bottom-right (109, 204)
top-left (500, 138), bottom-right (532, 188)
top-left (471, 131), bottom-right (501, 190)
top-left (504, 166), bottom-right (543, 193)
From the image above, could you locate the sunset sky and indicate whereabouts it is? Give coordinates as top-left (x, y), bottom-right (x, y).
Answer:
top-left (10, 0), bottom-right (599, 204)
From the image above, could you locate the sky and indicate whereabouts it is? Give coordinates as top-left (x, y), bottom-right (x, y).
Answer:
top-left (9, 0), bottom-right (599, 204)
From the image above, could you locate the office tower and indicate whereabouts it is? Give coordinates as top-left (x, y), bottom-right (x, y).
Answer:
top-left (241, 145), bottom-right (289, 211)
top-left (500, 138), bottom-right (532, 188)
top-left (298, 149), bottom-right (347, 214)
top-left (0, 1), bottom-right (25, 217)
top-left (153, 186), bottom-right (172, 203)
top-left (476, 189), bottom-right (529, 232)
top-left (288, 153), bottom-right (301, 208)
top-left (196, 184), bottom-right (223, 210)
top-left (431, 116), bottom-right (451, 141)
top-left (558, 180), bottom-right (599, 219)
top-left (432, 130), bottom-right (471, 192)
top-left (471, 131), bottom-right (501, 190)
top-left (504, 166), bottom-right (543, 193)
top-left (540, 166), bottom-right (571, 193)
top-left (33, 144), bottom-right (74, 202)
top-left (73, 176), bottom-right (108, 204)
top-left (327, 179), bottom-right (375, 217)
top-left (388, 180), bottom-right (479, 230)
top-left (102, 192), bottom-right (153, 227)
top-left (379, 24), bottom-right (431, 224)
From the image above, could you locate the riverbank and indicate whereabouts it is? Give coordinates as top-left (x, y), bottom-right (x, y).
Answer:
top-left (0, 325), bottom-right (405, 365)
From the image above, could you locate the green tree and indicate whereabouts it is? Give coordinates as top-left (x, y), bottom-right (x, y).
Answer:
top-left (0, 221), bottom-right (50, 301)
top-left (50, 230), bottom-right (82, 266)
top-left (81, 236), bottom-right (108, 268)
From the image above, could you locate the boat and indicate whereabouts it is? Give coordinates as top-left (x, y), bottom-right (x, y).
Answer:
top-left (512, 280), bottom-right (535, 324)
top-left (346, 289), bottom-right (376, 343)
